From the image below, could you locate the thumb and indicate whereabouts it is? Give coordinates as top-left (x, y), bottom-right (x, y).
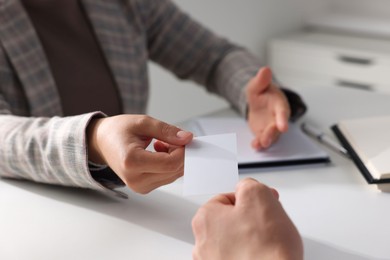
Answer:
top-left (235, 178), bottom-right (276, 208)
top-left (247, 67), bottom-right (273, 97)
top-left (133, 116), bottom-right (193, 146)
top-left (208, 192), bottom-right (236, 206)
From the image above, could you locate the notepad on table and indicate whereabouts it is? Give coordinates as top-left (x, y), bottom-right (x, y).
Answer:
top-left (193, 117), bottom-right (330, 168)
top-left (332, 115), bottom-right (390, 191)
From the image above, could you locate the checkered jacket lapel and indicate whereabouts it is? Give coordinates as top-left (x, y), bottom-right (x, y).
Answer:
top-left (0, 0), bottom-right (62, 116)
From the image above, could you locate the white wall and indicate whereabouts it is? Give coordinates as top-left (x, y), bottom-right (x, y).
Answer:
top-left (147, 0), bottom-right (316, 124)
top-left (328, 0), bottom-right (390, 17)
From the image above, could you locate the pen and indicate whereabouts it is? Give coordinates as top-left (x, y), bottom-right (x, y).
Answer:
top-left (301, 123), bottom-right (350, 159)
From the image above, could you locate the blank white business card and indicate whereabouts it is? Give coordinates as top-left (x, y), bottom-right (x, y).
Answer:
top-left (183, 133), bottom-right (239, 196)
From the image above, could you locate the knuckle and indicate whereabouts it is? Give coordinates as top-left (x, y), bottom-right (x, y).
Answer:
top-left (120, 148), bottom-right (139, 170)
top-left (155, 171), bottom-right (183, 189)
top-left (175, 165), bottom-right (184, 177)
top-left (164, 158), bottom-right (182, 173)
top-left (191, 218), bottom-right (198, 233)
top-left (128, 182), bottom-right (152, 195)
top-left (192, 249), bottom-right (200, 260)
top-left (167, 171), bottom-right (183, 183)
top-left (240, 178), bottom-right (267, 194)
top-left (137, 188), bottom-right (152, 195)
top-left (192, 208), bottom-right (206, 232)
top-left (134, 115), bottom-right (151, 128)
top-left (160, 122), bottom-right (175, 138)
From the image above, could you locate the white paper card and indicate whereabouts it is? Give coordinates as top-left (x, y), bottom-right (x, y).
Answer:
top-left (183, 133), bottom-right (239, 196)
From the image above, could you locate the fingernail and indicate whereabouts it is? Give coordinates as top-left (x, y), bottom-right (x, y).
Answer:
top-left (176, 130), bottom-right (192, 139)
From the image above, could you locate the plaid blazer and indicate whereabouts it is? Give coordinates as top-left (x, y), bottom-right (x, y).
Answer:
top-left (0, 0), bottom-right (261, 193)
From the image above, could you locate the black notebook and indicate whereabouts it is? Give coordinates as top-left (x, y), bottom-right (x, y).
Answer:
top-left (332, 116), bottom-right (390, 190)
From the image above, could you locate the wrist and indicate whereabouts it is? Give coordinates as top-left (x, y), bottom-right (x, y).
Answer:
top-left (264, 239), bottom-right (304, 260)
top-left (244, 247), bottom-right (299, 260)
top-left (87, 117), bottom-right (106, 165)
top-left (238, 237), bottom-right (302, 260)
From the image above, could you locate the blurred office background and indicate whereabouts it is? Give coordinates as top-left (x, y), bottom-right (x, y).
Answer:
top-left (148, 0), bottom-right (390, 124)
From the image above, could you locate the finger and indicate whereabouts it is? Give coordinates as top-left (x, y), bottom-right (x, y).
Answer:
top-left (207, 192), bottom-right (236, 206)
top-left (274, 96), bottom-right (290, 132)
top-left (252, 134), bottom-right (274, 151)
top-left (235, 178), bottom-right (275, 207)
top-left (251, 138), bottom-right (261, 150)
top-left (154, 140), bottom-right (169, 153)
top-left (131, 170), bottom-right (184, 194)
top-left (130, 146), bottom-right (185, 174)
top-left (132, 116), bottom-right (193, 146)
top-left (276, 109), bottom-right (289, 133)
top-left (151, 171), bottom-right (184, 187)
top-left (247, 67), bottom-right (273, 97)
top-left (270, 188), bottom-right (280, 199)
top-left (154, 140), bottom-right (182, 153)
top-left (263, 129), bottom-right (281, 148)
top-left (256, 124), bottom-right (278, 149)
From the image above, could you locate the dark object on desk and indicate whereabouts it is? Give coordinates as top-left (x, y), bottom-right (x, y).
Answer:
top-left (332, 116), bottom-right (390, 191)
top-left (237, 156), bottom-right (330, 169)
top-left (281, 88), bottom-right (307, 122)
top-left (302, 123), bottom-right (350, 159)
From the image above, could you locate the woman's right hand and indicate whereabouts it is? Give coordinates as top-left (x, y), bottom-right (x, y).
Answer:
top-left (87, 114), bottom-right (193, 194)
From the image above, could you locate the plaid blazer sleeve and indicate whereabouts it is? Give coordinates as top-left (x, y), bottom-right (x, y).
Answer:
top-left (133, 0), bottom-right (262, 115)
top-left (0, 8), bottom-right (125, 196)
top-left (0, 111), bottom-right (115, 192)
top-left (0, 58), bottom-right (111, 192)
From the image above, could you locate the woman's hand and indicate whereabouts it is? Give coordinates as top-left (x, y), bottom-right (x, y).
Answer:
top-left (246, 67), bottom-right (290, 150)
top-left (87, 114), bottom-right (193, 194)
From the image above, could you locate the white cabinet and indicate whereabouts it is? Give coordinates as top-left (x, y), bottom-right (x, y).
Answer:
top-left (268, 32), bottom-right (390, 93)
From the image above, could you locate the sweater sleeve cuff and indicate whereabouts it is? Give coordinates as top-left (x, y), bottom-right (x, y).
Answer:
top-left (280, 88), bottom-right (307, 122)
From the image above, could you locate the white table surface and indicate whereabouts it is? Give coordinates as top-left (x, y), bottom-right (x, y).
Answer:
top-left (1, 85), bottom-right (390, 260)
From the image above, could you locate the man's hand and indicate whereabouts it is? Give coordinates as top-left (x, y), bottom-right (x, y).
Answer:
top-left (246, 67), bottom-right (290, 150)
top-left (87, 115), bottom-right (193, 194)
top-left (192, 178), bottom-right (303, 260)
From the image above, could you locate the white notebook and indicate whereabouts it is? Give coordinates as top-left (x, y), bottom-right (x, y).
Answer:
top-left (193, 117), bottom-right (329, 168)
top-left (332, 116), bottom-right (390, 182)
